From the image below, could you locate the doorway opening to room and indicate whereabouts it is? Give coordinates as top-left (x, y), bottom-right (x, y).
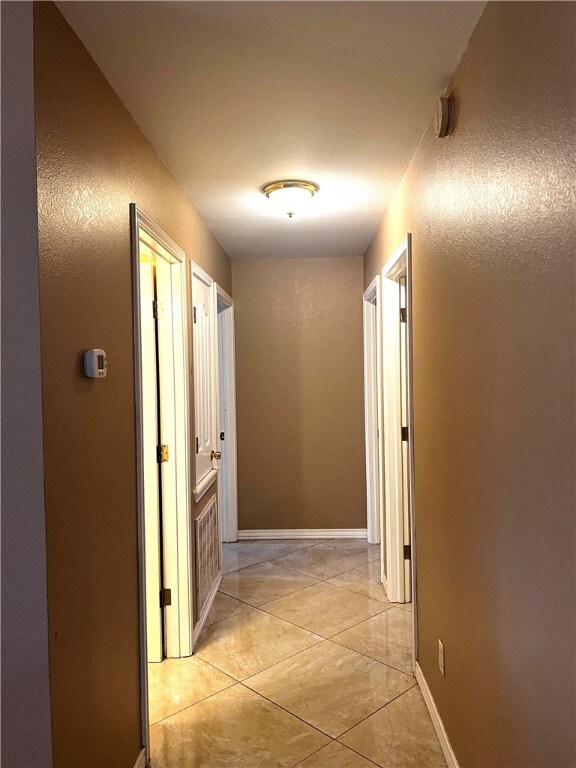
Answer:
top-left (134, 221), bottom-right (240, 760)
top-left (131, 206), bottom-right (195, 753)
top-left (132, 206), bottom-right (194, 663)
top-left (381, 235), bottom-right (416, 623)
top-left (363, 275), bottom-right (384, 552)
top-left (216, 285), bottom-right (238, 545)
top-left (188, 262), bottom-right (239, 633)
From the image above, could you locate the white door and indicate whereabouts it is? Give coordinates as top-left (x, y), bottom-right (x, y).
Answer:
top-left (155, 257), bottom-right (180, 655)
top-left (192, 265), bottom-right (219, 499)
top-left (399, 276), bottom-right (412, 598)
top-left (217, 286), bottom-right (238, 543)
top-left (139, 257), bottom-right (163, 662)
top-left (135, 212), bottom-right (193, 662)
top-left (381, 235), bottom-right (414, 605)
top-left (363, 277), bottom-right (383, 548)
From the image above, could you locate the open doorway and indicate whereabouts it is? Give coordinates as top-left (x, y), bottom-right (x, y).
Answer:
top-left (131, 206), bottom-right (195, 759)
top-left (381, 234), bottom-right (415, 615)
top-left (363, 275), bottom-right (384, 555)
top-left (136, 250), bottom-right (240, 759)
top-left (216, 285), bottom-right (238, 544)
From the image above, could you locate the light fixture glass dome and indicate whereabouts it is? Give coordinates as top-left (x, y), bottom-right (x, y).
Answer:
top-left (263, 180), bottom-right (319, 217)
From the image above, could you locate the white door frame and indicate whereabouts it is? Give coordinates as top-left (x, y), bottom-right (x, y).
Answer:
top-left (131, 205), bottom-right (194, 758)
top-left (191, 261), bottom-right (219, 503)
top-left (363, 276), bottom-right (383, 547)
top-left (381, 234), bottom-right (416, 609)
top-left (216, 284), bottom-right (238, 543)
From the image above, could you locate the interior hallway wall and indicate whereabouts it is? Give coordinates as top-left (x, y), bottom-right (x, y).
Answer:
top-left (364, 3), bottom-right (575, 766)
top-left (33, 4), bottom-right (231, 766)
top-left (233, 257), bottom-right (366, 531)
top-left (1, 3), bottom-right (53, 766)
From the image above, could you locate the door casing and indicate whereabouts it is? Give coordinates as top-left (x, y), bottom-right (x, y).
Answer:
top-left (363, 276), bottom-right (384, 550)
top-left (216, 284), bottom-right (239, 543)
top-left (131, 205), bottom-right (194, 759)
top-left (381, 235), bottom-right (416, 629)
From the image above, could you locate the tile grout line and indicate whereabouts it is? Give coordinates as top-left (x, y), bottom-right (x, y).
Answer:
top-left (196, 626), bottom-right (326, 683)
top-left (208, 568), bottom-right (411, 676)
top-left (222, 556), bottom-right (384, 599)
top-left (253, 583), bottom-right (392, 636)
top-left (194, 602), bottom-right (407, 692)
top-left (152, 542), bottom-right (415, 754)
top-left (150, 679), bottom-right (249, 730)
top-left (152, 674), bottom-right (336, 749)
top-left (238, 653), bottom-right (417, 759)
top-left (241, 638), bottom-right (333, 688)
top-left (230, 542), bottom-right (381, 575)
top-left (291, 738), bottom-right (385, 768)
top-left (200, 604), bottom-right (415, 691)
top-left (223, 539), bottom-right (380, 576)
top-left (335, 681), bottom-right (419, 743)
top-left (148, 674), bottom-right (237, 727)
top-left (328, 634), bottom-right (417, 678)
top-left (217, 572), bottom-right (392, 611)
top-left (218, 552), bottom-right (384, 609)
top-left (240, 636), bottom-right (417, 733)
top-left (291, 742), bottom-right (330, 767)
top-left (235, 681), bottom-right (338, 745)
top-left (196, 547), bottom-right (413, 686)
top-left (221, 548), bottom-right (410, 615)
top-left (254, 598), bottom-right (387, 640)
top-left (265, 555), bottom-right (382, 580)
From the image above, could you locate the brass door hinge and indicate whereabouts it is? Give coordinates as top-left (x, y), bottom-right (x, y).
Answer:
top-left (157, 444), bottom-right (169, 463)
top-left (401, 426), bottom-right (409, 442)
top-left (400, 307), bottom-right (407, 323)
top-left (160, 588), bottom-right (172, 608)
top-left (153, 300), bottom-right (165, 320)
top-left (403, 544), bottom-right (412, 560)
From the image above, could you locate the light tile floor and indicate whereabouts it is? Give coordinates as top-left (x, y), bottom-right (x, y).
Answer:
top-left (149, 539), bottom-right (446, 768)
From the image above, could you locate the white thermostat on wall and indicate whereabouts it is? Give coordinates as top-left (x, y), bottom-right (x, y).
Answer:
top-left (84, 349), bottom-right (107, 378)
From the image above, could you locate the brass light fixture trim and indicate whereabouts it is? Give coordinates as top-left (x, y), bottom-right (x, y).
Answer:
top-left (263, 180), bottom-right (319, 197)
top-left (262, 179), bottom-right (320, 217)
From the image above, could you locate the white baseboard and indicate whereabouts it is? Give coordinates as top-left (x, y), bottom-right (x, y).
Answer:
top-left (238, 528), bottom-right (368, 540)
top-left (415, 662), bottom-right (459, 768)
top-left (133, 748), bottom-right (147, 768)
top-left (192, 572), bottom-right (222, 648)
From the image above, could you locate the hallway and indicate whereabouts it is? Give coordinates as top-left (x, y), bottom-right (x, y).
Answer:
top-left (5, 3), bottom-right (575, 766)
top-left (148, 540), bottom-right (445, 767)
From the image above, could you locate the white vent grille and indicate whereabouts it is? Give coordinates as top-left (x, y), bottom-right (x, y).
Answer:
top-left (195, 494), bottom-right (220, 615)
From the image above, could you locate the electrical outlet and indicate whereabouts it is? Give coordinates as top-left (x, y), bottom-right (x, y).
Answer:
top-left (438, 639), bottom-right (445, 676)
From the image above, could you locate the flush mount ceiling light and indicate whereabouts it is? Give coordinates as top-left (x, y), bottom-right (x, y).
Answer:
top-left (262, 180), bottom-right (319, 218)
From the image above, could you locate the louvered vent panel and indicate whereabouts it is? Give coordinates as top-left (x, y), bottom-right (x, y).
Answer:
top-left (195, 494), bottom-right (220, 615)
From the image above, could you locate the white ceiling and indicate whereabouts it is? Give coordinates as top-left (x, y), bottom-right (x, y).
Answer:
top-left (59, 1), bottom-right (485, 260)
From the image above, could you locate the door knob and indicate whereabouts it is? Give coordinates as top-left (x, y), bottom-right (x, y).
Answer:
top-left (210, 450), bottom-right (222, 460)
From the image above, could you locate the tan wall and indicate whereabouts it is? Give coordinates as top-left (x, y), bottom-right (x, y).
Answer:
top-left (33, 4), bottom-right (231, 766)
top-left (233, 257), bottom-right (366, 531)
top-left (364, 3), bottom-right (575, 766)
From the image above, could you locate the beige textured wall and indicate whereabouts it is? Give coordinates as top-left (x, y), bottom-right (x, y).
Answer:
top-left (364, 3), bottom-right (575, 766)
top-left (33, 4), bottom-right (230, 766)
top-left (233, 257), bottom-right (366, 531)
